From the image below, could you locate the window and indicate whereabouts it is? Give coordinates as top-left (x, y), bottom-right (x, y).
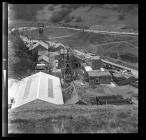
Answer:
top-left (95, 78), bottom-right (100, 84)
top-left (10, 98), bottom-right (15, 104)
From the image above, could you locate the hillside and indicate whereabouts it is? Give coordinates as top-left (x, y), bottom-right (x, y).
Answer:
top-left (8, 33), bottom-right (37, 79)
top-left (51, 31), bottom-right (138, 69)
top-left (15, 25), bottom-right (138, 69)
top-left (8, 100), bottom-right (138, 133)
top-left (9, 4), bottom-right (138, 32)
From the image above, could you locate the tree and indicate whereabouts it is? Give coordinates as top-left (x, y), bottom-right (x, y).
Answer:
top-left (63, 15), bottom-right (73, 23)
top-left (75, 16), bottom-right (83, 22)
top-left (119, 14), bottom-right (125, 20)
top-left (50, 8), bottom-right (71, 23)
top-left (9, 35), bottom-right (37, 78)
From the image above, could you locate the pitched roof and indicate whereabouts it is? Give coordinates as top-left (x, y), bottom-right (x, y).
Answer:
top-left (31, 40), bottom-right (49, 50)
top-left (84, 66), bottom-right (93, 71)
top-left (46, 41), bottom-right (56, 47)
top-left (54, 43), bottom-right (65, 48)
top-left (87, 70), bottom-right (111, 77)
top-left (9, 72), bottom-right (64, 109)
top-left (38, 55), bottom-right (50, 63)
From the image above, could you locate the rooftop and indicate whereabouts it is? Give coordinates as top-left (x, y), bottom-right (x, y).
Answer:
top-left (9, 72), bottom-right (64, 109)
top-left (31, 40), bottom-right (49, 50)
top-left (84, 66), bottom-right (93, 71)
top-left (87, 70), bottom-right (111, 77)
top-left (38, 55), bottom-right (50, 63)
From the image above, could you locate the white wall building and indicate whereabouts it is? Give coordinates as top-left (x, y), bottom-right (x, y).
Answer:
top-left (9, 72), bottom-right (64, 109)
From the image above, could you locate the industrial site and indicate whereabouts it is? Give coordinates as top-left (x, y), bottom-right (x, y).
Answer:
top-left (8, 4), bottom-right (138, 134)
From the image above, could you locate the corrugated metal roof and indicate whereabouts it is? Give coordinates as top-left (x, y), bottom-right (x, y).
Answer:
top-left (84, 66), bottom-right (93, 71)
top-left (31, 41), bottom-right (49, 50)
top-left (87, 70), bottom-right (111, 77)
top-left (38, 55), bottom-right (50, 63)
top-left (9, 72), bottom-right (64, 109)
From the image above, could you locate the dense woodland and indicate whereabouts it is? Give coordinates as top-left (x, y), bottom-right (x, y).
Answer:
top-left (8, 32), bottom-right (37, 79)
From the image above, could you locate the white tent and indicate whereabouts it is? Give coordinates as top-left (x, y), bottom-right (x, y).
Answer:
top-left (9, 72), bottom-right (64, 109)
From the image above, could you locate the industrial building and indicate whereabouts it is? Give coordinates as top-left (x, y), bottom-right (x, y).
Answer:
top-left (30, 40), bottom-right (49, 55)
top-left (85, 56), bottom-right (103, 70)
top-left (90, 95), bottom-right (133, 105)
top-left (38, 55), bottom-right (50, 65)
top-left (8, 72), bottom-right (64, 109)
top-left (86, 70), bottom-right (112, 86)
top-left (8, 25), bottom-right (138, 110)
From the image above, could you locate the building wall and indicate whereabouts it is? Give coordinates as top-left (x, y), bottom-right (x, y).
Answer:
top-left (85, 59), bottom-right (103, 70)
top-left (89, 75), bottom-right (112, 85)
top-left (38, 60), bottom-right (49, 68)
top-left (91, 59), bottom-right (103, 70)
top-left (37, 45), bottom-right (48, 55)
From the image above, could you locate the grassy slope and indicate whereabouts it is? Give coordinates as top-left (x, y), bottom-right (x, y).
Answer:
top-left (20, 26), bottom-right (138, 69)
top-left (9, 4), bottom-right (138, 32)
top-left (8, 4), bottom-right (138, 68)
top-left (8, 99), bottom-right (138, 133)
top-left (8, 5), bottom-right (138, 133)
top-left (8, 33), bottom-right (36, 80)
top-left (52, 31), bottom-right (138, 68)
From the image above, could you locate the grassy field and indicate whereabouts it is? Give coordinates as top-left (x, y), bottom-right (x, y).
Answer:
top-left (54, 30), bottom-right (138, 69)
top-left (21, 27), bottom-right (78, 40)
top-left (8, 99), bottom-right (138, 133)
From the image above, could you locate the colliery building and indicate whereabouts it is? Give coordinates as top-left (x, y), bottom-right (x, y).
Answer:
top-left (85, 56), bottom-right (103, 70)
top-left (86, 70), bottom-right (112, 86)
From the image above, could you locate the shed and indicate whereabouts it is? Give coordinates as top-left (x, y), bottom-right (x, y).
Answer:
top-left (116, 76), bottom-right (137, 86)
top-left (87, 70), bottom-right (112, 85)
top-left (8, 72), bottom-right (64, 109)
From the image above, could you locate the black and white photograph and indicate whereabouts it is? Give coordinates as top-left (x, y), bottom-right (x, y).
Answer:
top-left (6, 3), bottom-right (138, 134)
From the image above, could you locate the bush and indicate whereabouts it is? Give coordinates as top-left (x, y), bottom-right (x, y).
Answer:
top-left (48, 5), bottom-right (54, 11)
top-left (9, 36), bottom-right (36, 79)
top-left (50, 9), bottom-right (71, 23)
top-left (11, 4), bottom-right (46, 20)
top-left (63, 15), bottom-right (73, 23)
top-left (119, 14), bottom-right (125, 20)
top-left (75, 16), bottom-right (83, 22)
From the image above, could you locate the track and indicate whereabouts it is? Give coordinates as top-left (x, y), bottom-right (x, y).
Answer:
top-left (45, 26), bottom-right (138, 36)
top-left (14, 26), bottom-right (138, 36)
top-left (47, 34), bottom-right (75, 40)
top-left (95, 40), bottom-right (137, 49)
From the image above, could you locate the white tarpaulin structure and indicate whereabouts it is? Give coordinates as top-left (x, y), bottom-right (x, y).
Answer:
top-left (9, 72), bottom-right (64, 109)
